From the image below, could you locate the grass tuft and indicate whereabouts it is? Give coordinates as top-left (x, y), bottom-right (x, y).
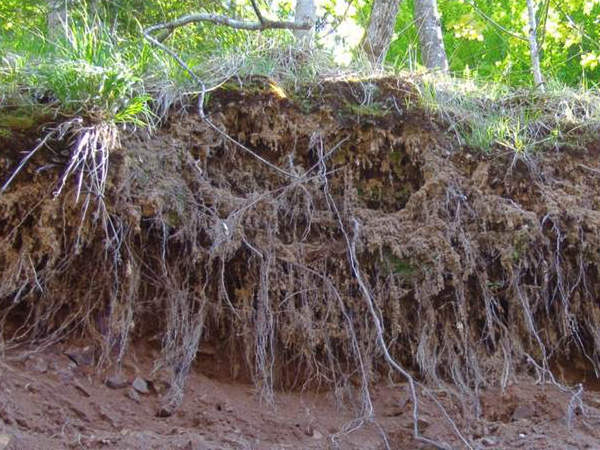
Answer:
top-left (415, 74), bottom-right (600, 155)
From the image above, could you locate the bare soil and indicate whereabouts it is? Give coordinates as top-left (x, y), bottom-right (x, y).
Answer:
top-left (2, 343), bottom-right (600, 449)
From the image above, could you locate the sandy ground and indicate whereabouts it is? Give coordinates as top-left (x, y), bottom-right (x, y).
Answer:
top-left (1, 343), bottom-right (600, 449)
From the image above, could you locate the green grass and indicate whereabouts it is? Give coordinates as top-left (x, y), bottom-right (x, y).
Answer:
top-left (346, 101), bottom-right (390, 117)
top-left (1, 8), bottom-right (599, 158)
top-left (416, 75), bottom-right (600, 155)
top-left (0, 17), bottom-right (158, 127)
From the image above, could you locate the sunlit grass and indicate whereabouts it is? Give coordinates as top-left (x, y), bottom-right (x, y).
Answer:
top-left (416, 74), bottom-right (600, 154)
top-left (1, 6), bottom-right (599, 158)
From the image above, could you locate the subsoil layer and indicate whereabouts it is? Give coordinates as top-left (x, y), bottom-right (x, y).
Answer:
top-left (2, 344), bottom-right (600, 449)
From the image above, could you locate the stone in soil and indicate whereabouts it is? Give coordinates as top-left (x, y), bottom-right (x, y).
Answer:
top-left (64, 346), bottom-right (95, 367)
top-left (0, 433), bottom-right (14, 450)
top-left (127, 388), bottom-right (141, 403)
top-left (105, 373), bottom-right (129, 390)
top-left (132, 377), bottom-right (150, 394)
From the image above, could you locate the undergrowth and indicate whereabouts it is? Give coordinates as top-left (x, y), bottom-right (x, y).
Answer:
top-left (1, 7), bottom-right (599, 158)
top-left (416, 75), bottom-right (600, 155)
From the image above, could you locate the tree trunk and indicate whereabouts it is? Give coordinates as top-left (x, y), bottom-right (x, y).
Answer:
top-left (526, 0), bottom-right (544, 90)
top-left (413, 0), bottom-right (448, 72)
top-left (293, 0), bottom-right (316, 44)
top-left (47, 0), bottom-right (69, 39)
top-left (361, 0), bottom-right (403, 65)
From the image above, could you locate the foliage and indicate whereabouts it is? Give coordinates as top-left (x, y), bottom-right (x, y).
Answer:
top-left (382, 0), bottom-right (600, 86)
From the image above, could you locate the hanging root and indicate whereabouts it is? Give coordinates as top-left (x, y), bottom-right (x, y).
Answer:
top-left (2, 79), bottom-right (600, 447)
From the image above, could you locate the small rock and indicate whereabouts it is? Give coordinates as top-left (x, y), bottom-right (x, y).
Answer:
top-left (132, 377), bottom-right (149, 394)
top-left (64, 346), bottom-right (95, 367)
top-left (126, 388), bottom-right (141, 403)
top-left (156, 406), bottom-right (174, 418)
top-left (0, 433), bottom-right (14, 450)
top-left (312, 429), bottom-right (323, 440)
top-left (481, 437), bottom-right (497, 447)
top-left (56, 369), bottom-right (74, 383)
top-left (512, 404), bottom-right (535, 421)
top-left (105, 373), bottom-right (128, 390)
top-left (25, 356), bottom-right (48, 373)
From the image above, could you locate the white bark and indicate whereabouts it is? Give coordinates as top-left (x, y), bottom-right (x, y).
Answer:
top-left (47, 0), bottom-right (69, 39)
top-left (413, 0), bottom-right (448, 72)
top-left (361, 0), bottom-right (403, 65)
top-left (526, 0), bottom-right (544, 90)
top-left (293, 0), bottom-right (316, 43)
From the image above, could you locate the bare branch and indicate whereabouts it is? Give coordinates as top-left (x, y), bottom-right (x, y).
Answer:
top-left (144, 11), bottom-right (312, 38)
top-left (249, 0), bottom-right (265, 24)
top-left (463, 0), bottom-right (527, 42)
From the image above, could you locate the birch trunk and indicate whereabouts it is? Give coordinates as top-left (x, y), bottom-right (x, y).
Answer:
top-left (293, 0), bottom-right (316, 44)
top-left (526, 0), bottom-right (544, 90)
top-left (413, 0), bottom-right (448, 72)
top-left (47, 0), bottom-right (69, 39)
top-left (361, 0), bottom-right (403, 65)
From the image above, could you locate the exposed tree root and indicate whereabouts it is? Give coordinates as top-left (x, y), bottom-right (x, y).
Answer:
top-left (2, 79), bottom-right (600, 447)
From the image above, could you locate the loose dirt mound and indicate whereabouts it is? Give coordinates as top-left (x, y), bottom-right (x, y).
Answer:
top-left (2, 77), bottom-right (600, 448)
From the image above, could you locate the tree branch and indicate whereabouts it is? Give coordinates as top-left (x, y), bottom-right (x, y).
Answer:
top-left (463, 0), bottom-right (527, 42)
top-left (249, 0), bottom-right (265, 24)
top-left (552, 0), bottom-right (600, 50)
top-left (144, 11), bottom-right (312, 38)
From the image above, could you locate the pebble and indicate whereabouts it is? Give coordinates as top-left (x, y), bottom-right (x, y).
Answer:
top-left (105, 373), bottom-right (128, 390)
top-left (127, 388), bottom-right (141, 403)
top-left (156, 406), bottom-right (174, 418)
top-left (0, 434), bottom-right (13, 450)
top-left (64, 346), bottom-right (95, 367)
top-left (132, 377), bottom-right (149, 394)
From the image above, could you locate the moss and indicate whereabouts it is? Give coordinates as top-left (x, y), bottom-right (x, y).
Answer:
top-left (0, 108), bottom-right (46, 139)
top-left (389, 255), bottom-right (415, 277)
top-left (345, 101), bottom-right (389, 117)
top-left (1, 111), bottom-right (39, 130)
top-left (0, 128), bottom-right (12, 139)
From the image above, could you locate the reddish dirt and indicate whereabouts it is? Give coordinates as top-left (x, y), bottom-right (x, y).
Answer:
top-left (1, 343), bottom-right (600, 449)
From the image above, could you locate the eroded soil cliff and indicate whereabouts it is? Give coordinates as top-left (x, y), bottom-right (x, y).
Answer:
top-left (2, 78), bottom-right (600, 448)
